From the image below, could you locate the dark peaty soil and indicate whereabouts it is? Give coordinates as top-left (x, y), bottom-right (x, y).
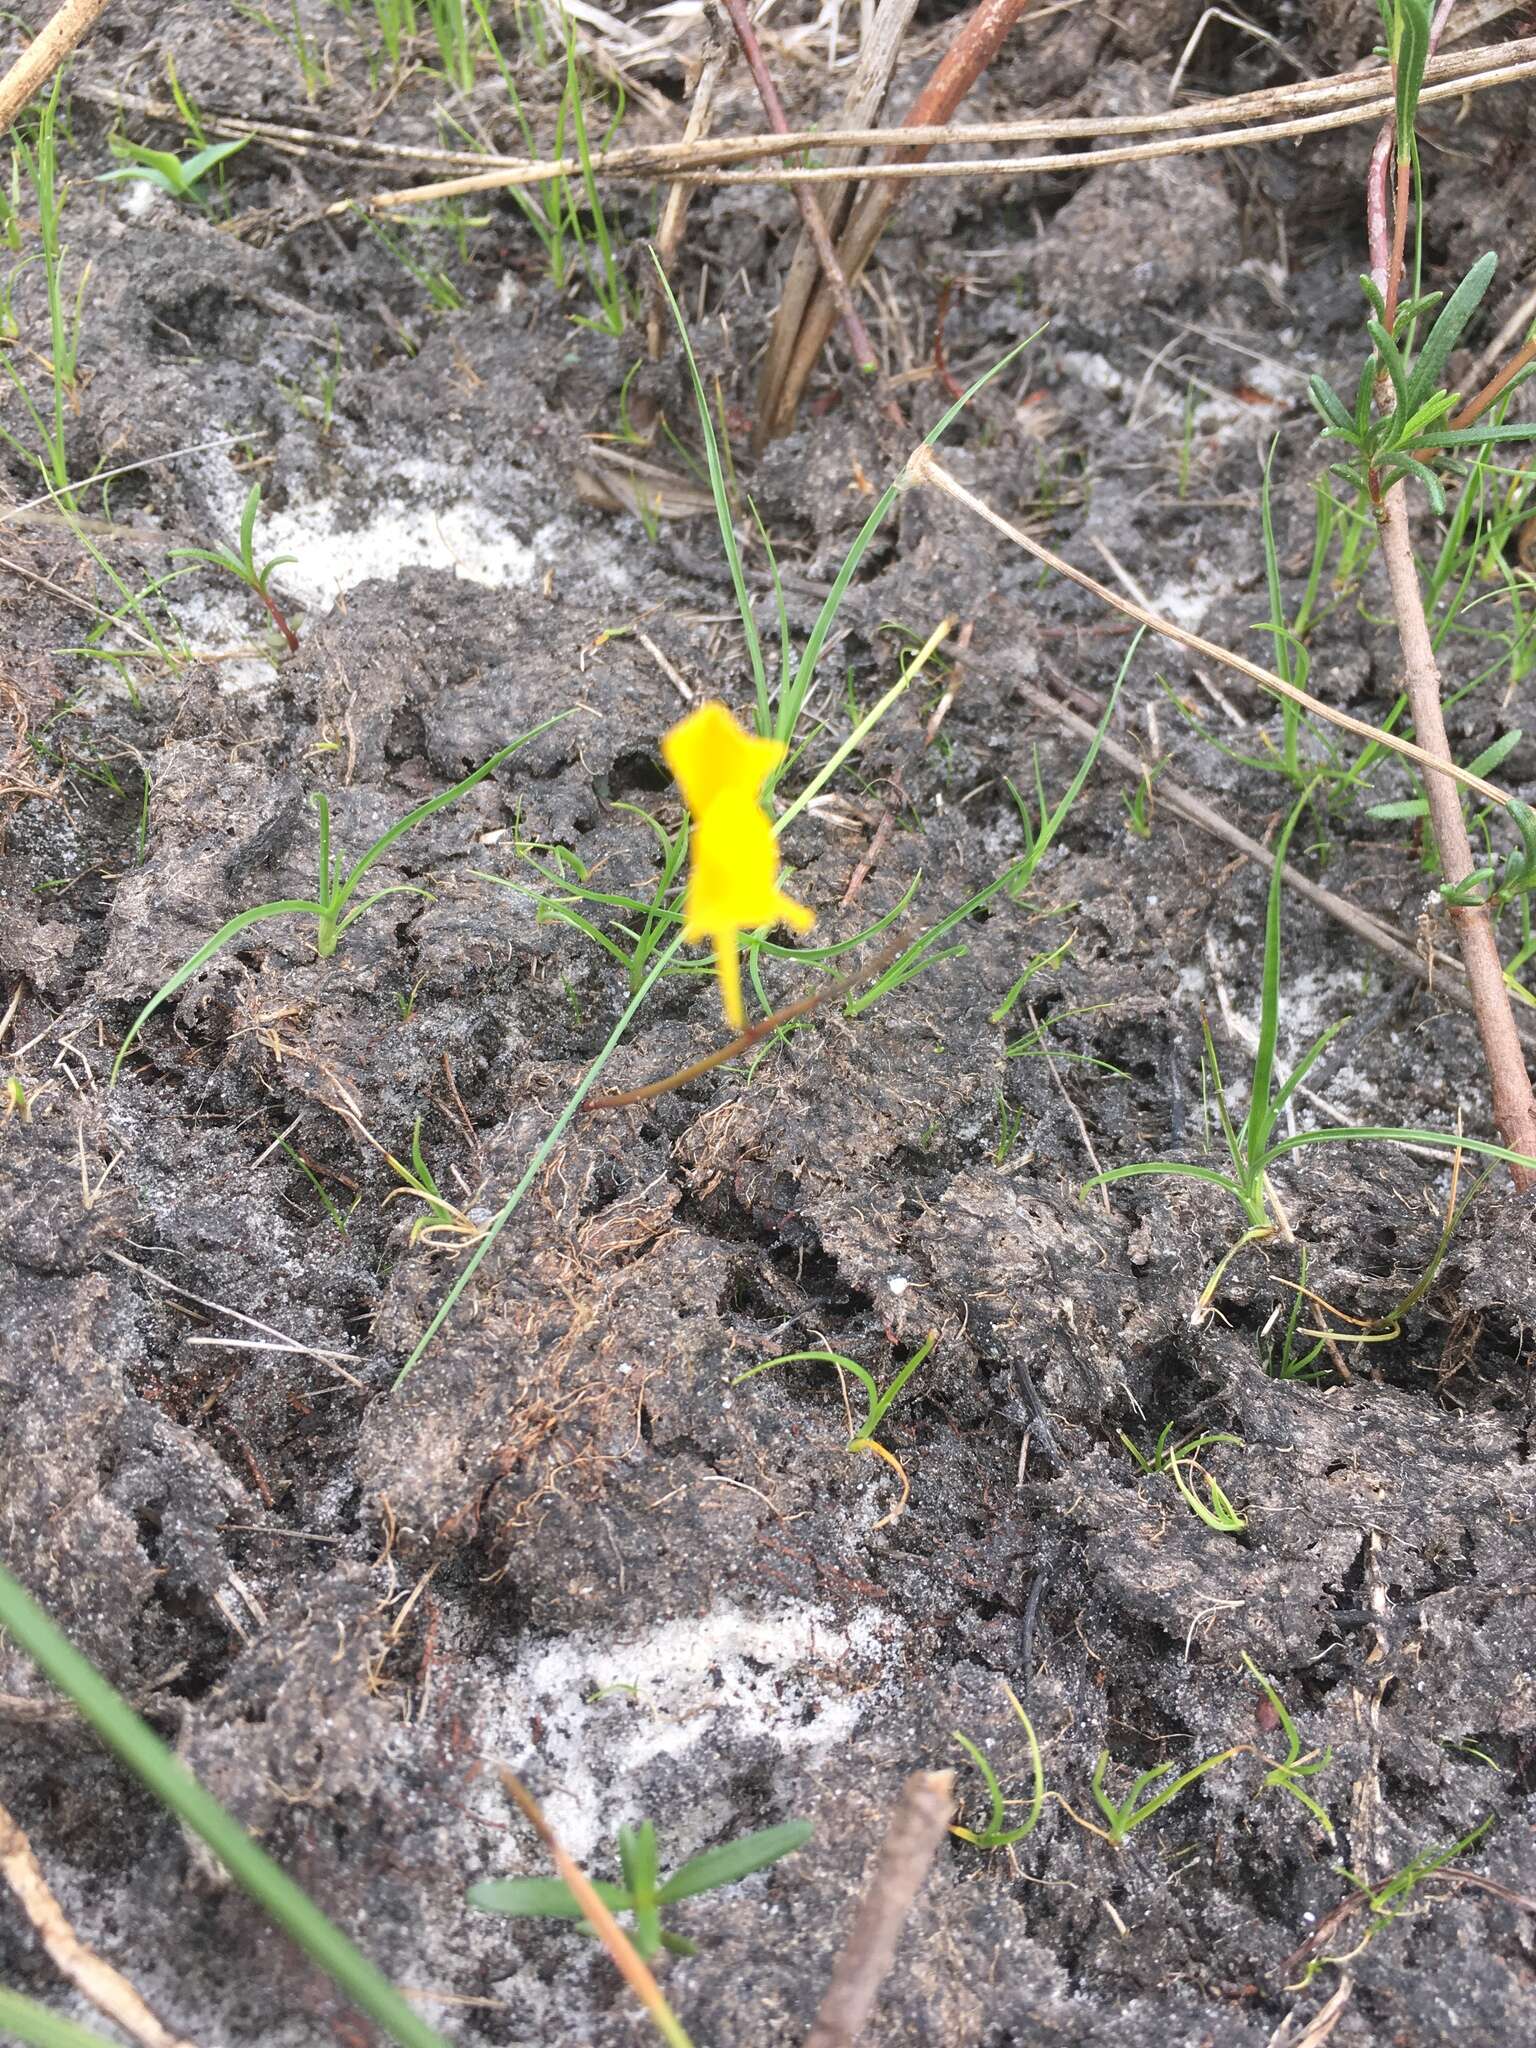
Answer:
top-left (3, 3), bottom-right (1536, 2045)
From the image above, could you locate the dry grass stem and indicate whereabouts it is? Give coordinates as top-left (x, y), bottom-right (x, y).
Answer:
top-left (715, 0), bottom-right (877, 374)
top-left (0, 0), bottom-right (113, 129)
top-left (907, 448), bottom-right (1517, 810)
top-left (0, 1797), bottom-right (200, 2048)
top-left (329, 38), bottom-right (1535, 213)
top-left (756, 0), bottom-right (919, 448)
top-left (805, 1770), bottom-right (956, 2048)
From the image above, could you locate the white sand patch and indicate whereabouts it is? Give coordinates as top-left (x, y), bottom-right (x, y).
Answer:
top-left (464, 1599), bottom-right (898, 1868)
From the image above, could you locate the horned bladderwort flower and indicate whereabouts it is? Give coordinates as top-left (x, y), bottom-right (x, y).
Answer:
top-left (662, 701), bottom-right (814, 1030)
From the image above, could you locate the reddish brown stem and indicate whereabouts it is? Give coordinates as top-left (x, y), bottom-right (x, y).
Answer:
top-left (1375, 484), bottom-right (1536, 1184)
top-left (805, 1771), bottom-right (955, 2048)
top-left (761, 0), bottom-right (1035, 441)
top-left (1382, 148), bottom-right (1411, 330)
top-left (258, 585), bottom-right (300, 652)
top-left (715, 0), bottom-right (878, 376)
top-left (587, 936), bottom-right (905, 1110)
top-left (1450, 331), bottom-right (1536, 430)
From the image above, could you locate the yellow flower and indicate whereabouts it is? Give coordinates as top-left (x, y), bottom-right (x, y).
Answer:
top-left (662, 701), bottom-right (814, 1031)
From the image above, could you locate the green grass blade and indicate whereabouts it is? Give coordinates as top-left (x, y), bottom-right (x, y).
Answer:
top-left (731, 1349), bottom-right (882, 1434)
top-left (658, 1821), bottom-right (812, 1903)
top-left (468, 1875), bottom-right (629, 1918)
top-left (0, 1991), bottom-right (129, 2048)
top-left (1244, 786), bottom-right (1315, 1171)
top-left (332, 714), bottom-right (570, 911)
top-left (1081, 1161), bottom-right (1246, 1202)
top-left (110, 899), bottom-right (324, 1083)
top-left (651, 255), bottom-right (768, 727)
top-left (1268, 1018), bottom-right (1348, 1124)
top-left (393, 929), bottom-right (686, 1387)
top-left (1263, 1126), bottom-right (1536, 1172)
top-left (863, 1330), bottom-right (937, 1438)
top-left (0, 1563), bottom-right (452, 2048)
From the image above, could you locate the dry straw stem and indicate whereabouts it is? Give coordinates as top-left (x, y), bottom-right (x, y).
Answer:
top-left (1376, 487), bottom-right (1536, 1179)
top-left (0, 0), bottom-right (112, 130)
top-left (760, 0), bottom-right (1036, 439)
top-left (905, 447), bottom-right (1516, 811)
top-left (714, 0), bottom-right (877, 375)
top-left (805, 1770), bottom-right (955, 2048)
top-left (1015, 675), bottom-right (1536, 1050)
top-left (756, 0), bottom-right (919, 450)
top-left (496, 1772), bottom-right (693, 2048)
top-left (338, 38), bottom-right (1536, 212)
top-left (0, 1797), bottom-right (199, 2048)
top-left (646, 27), bottom-right (728, 359)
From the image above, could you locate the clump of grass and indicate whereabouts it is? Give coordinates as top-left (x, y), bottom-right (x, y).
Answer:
top-left (1085, 784), bottom-right (1536, 1315)
top-left (0, 76), bottom-right (88, 513)
top-left (171, 480), bottom-right (301, 651)
top-left (1243, 1655), bottom-right (1334, 1836)
top-left (1290, 1817), bottom-right (1494, 1989)
top-left (111, 717), bottom-right (567, 1083)
top-left (469, 1815), bottom-right (811, 1958)
top-left (1080, 1742), bottom-right (1243, 1848)
top-left (848, 632), bottom-right (1143, 1020)
top-left (1119, 1423), bottom-right (1247, 1534)
top-left (951, 1686), bottom-right (1045, 1848)
top-left (392, 292), bottom-right (1036, 1390)
top-left (733, 1331), bottom-right (938, 1526)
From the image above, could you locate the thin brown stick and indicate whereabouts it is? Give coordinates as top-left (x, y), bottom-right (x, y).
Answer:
top-left (496, 1773), bottom-right (692, 2048)
top-left (331, 42), bottom-right (1536, 212)
top-left (907, 448), bottom-right (1516, 810)
top-left (1450, 331), bottom-right (1536, 430)
top-left (715, 0), bottom-right (877, 375)
top-left (760, 0), bottom-right (1037, 439)
top-left (0, 0), bottom-right (112, 131)
top-left (588, 938), bottom-right (904, 1111)
top-left (804, 1770), bottom-right (955, 2048)
top-left (0, 1797), bottom-right (200, 2048)
top-left (1374, 486), bottom-right (1536, 1182)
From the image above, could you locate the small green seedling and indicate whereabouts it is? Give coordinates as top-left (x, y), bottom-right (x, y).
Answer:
top-left (1308, 252), bottom-right (1536, 515)
top-left (951, 1686), bottom-right (1045, 1848)
top-left (172, 481), bottom-right (301, 651)
top-left (480, 801), bottom-right (690, 994)
top-left (1082, 1742), bottom-right (1241, 1848)
top-left (1292, 1815), bottom-right (1493, 1988)
top-left (1119, 1423), bottom-right (1247, 1534)
top-left (1366, 728), bottom-right (1522, 880)
top-left (1086, 784), bottom-right (1536, 1312)
top-left (993, 1088), bottom-right (1028, 1166)
top-left (1122, 763), bottom-right (1160, 839)
top-left (381, 1118), bottom-right (484, 1249)
top-left (111, 717), bottom-right (567, 1083)
top-left (1243, 1655), bottom-right (1334, 1836)
top-left (733, 1331), bottom-right (938, 1526)
top-left (99, 134), bottom-right (250, 204)
top-left (1440, 794), bottom-right (1536, 911)
top-left (469, 1816), bottom-right (811, 1959)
